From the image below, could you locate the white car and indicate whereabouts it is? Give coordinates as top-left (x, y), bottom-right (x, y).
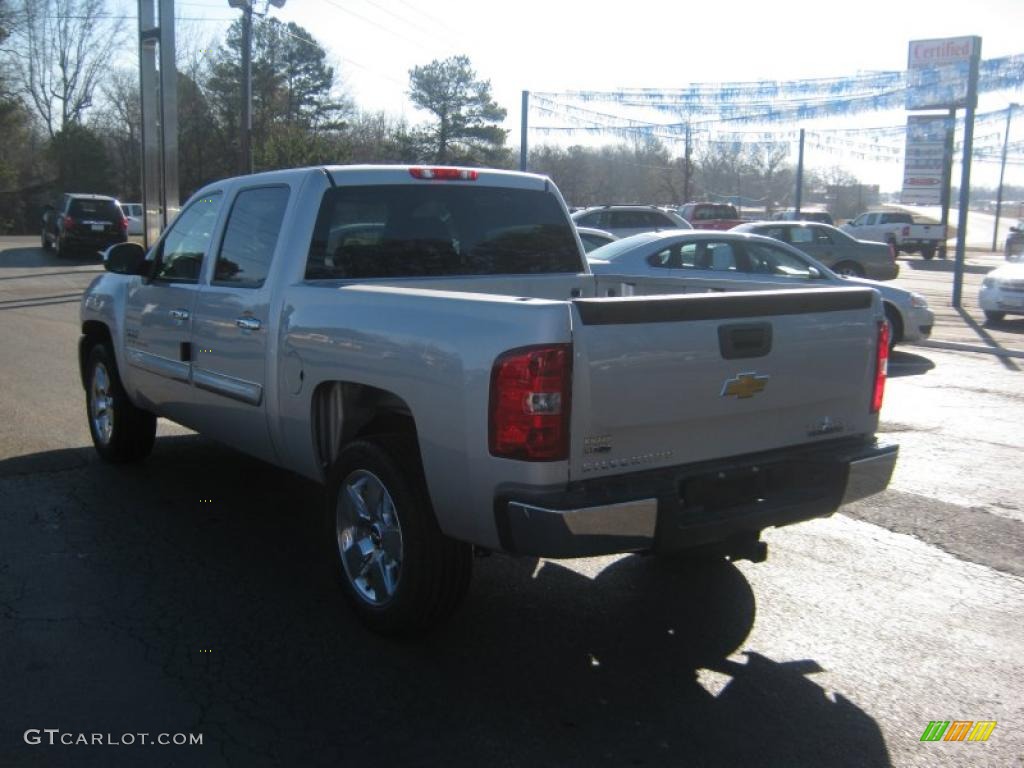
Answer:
top-left (588, 230), bottom-right (933, 349)
top-left (979, 262), bottom-right (1024, 323)
top-left (119, 203), bottom-right (143, 236)
top-left (575, 226), bottom-right (617, 253)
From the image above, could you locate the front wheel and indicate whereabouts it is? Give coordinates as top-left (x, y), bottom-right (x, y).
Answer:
top-left (326, 435), bottom-right (472, 636)
top-left (833, 261), bottom-right (865, 278)
top-left (85, 344), bottom-right (156, 463)
top-left (984, 310), bottom-right (1005, 323)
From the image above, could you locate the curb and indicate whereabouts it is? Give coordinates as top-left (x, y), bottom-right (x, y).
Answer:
top-left (911, 339), bottom-right (1024, 359)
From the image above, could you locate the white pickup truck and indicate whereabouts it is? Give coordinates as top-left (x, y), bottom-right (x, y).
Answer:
top-left (842, 210), bottom-right (946, 260)
top-left (79, 165), bottom-right (897, 634)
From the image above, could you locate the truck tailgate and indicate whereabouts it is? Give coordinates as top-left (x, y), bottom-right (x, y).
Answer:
top-left (568, 287), bottom-right (880, 481)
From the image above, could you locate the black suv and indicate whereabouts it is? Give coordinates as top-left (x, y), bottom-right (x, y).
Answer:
top-left (42, 193), bottom-right (128, 257)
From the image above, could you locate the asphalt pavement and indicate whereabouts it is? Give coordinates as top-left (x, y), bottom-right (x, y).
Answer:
top-left (1, 238), bottom-right (1022, 767)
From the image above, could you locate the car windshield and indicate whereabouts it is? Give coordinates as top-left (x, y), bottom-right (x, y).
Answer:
top-left (587, 232), bottom-right (664, 261)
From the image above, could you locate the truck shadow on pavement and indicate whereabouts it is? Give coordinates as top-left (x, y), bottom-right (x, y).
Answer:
top-left (0, 245), bottom-right (103, 269)
top-left (887, 349), bottom-right (935, 377)
top-left (0, 437), bottom-right (892, 767)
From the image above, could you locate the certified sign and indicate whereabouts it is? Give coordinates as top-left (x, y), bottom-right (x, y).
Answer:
top-left (906, 36), bottom-right (980, 110)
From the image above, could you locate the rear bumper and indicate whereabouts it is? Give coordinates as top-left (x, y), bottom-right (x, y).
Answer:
top-left (495, 438), bottom-right (898, 558)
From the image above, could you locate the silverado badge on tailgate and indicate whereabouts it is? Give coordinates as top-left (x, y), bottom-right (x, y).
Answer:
top-left (721, 372), bottom-right (769, 399)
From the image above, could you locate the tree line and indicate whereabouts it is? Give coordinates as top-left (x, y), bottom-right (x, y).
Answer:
top-left (0, 0), bottom-right (898, 235)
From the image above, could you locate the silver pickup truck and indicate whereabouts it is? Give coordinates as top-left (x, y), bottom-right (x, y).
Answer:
top-left (80, 165), bottom-right (897, 634)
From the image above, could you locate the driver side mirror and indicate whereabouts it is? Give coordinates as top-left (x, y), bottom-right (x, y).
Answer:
top-left (103, 242), bottom-right (149, 276)
top-left (1011, 226), bottom-right (1021, 233)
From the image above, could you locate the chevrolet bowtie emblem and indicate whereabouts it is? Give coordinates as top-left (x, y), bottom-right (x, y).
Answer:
top-left (721, 372), bottom-right (769, 399)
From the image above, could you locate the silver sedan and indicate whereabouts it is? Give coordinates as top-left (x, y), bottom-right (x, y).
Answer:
top-left (733, 221), bottom-right (898, 280)
top-left (588, 230), bottom-right (933, 348)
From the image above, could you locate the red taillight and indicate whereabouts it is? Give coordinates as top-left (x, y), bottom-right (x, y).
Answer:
top-left (872, 321), bottom-right (889, 413)
top-left (409, 167), bottom-right (478, 181)
top-left (489, 344), bottom-right (571, 461)
top-left (119, 217), bottom-right (128, 231)
top-left (64, 215), bottom-right (75, 231)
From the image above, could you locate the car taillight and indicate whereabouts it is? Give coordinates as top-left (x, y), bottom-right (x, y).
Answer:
top-left (409, 167), bottom-right (478, 181)
top-left (489, 344), bottom-right (571, 461)
top-left (871, 321), bottom-right (889, 413)
top-left (64, 215), bottom-right (75, 231)
top-left (119, 217), bottom-right (128, 231)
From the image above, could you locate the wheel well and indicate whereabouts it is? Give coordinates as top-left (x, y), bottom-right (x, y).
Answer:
top-left (79, 321), bottom-right (113, 389)
top-left (311, 381), bottom-right (419, 470)
top-left (883, 303), bottom-right (903, 343)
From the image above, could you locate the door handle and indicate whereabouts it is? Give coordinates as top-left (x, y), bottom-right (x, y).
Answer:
top-left (169, 308), bottom-right (190, 321)
top-left (235, 317), bottom-right (261, 331)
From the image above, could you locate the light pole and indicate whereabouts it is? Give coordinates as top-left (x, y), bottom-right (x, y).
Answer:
top-left (992, 103), bottom-right (1018, 251)
top-left (227, 0), bottom-right (286, 175)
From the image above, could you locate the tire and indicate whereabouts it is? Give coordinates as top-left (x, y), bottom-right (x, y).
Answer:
top-left (41, 230), bottom-right (52, 251)
top-left (921, 247), bottom-right (936, 260)
top-left (883, 304), bottom-right (902, 352)
top-left (833, 261), bottom-right (865, 278)
top-left (886, 237), bottom-right (899, 256)
top-left (984, 310), bottom-right (1005, 323)
top-left (55, 236), bottom-right (68, 258)
top-left (85, 343), bottom-right (156, 463)
top-left (326, 435), bottom-right (472, 636)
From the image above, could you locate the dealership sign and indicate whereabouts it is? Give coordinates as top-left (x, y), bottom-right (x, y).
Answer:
top-left (906, 36), bottom-right (980, 110)
top-left (901, 115), bottom-right (954, 205)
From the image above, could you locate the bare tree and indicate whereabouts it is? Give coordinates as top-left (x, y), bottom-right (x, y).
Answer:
top-left (8, 0), bottom-right (122, 136)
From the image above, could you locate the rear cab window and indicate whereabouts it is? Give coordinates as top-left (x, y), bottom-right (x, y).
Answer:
top-left (306, 185), bottom-right (582, 279)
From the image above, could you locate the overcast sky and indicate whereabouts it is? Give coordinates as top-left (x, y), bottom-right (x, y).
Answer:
top-left (168, 0), bottom-right (1024, 191)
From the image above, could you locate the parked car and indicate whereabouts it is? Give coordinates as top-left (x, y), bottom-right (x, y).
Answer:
top-left (570, 205), bottom-right (691, 238)
top-left (841, 210), bottom-right (945, 260)
top-left (42, 193), bottom-right (128, 257)
top-left (575, 226), bottom-right (618, 253)
top-left (676, 202), bottom-right (744, 230)
top-left (587, 230), bottom-right (932, 349)
top-left (79, 164), bottom-right (896, 634)
top-left (771, 209), bottom-right (835, 226)
top-left (979, 261), bottom-right (1024, 322)
top-left (733, 221), bottom-right (898, 280)
top-left (120, 203), bottom-right (144, 236)
top-left (1004, 219), bottom-right (1023, 262)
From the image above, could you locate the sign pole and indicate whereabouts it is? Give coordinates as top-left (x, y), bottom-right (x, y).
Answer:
top-left (519, 91), bottom-right (529, 172)
top-left (938, 108), bottom-right (955, 259)
top-left (794, 128), bottom-right (804, 214)
top-left (952, 44), bottom-right (981, 308)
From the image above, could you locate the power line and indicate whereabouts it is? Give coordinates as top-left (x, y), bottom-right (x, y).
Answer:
top-left (313, 0), bottom-right (434, 54)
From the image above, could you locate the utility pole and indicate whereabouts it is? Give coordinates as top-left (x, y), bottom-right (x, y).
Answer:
top-left (519, 91), bottom-right (529, 172)
top-left (228, 0), bottom-right (285, 175)
top-left (992, 103), bottom-right (1018, 251)
top-left (794, 128), bottom-right (805, 213)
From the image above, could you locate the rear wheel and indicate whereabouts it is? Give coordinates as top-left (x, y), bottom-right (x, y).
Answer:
top-left (883, 304), bottom-right (902, 352)
top-left (85, 344), bottom-right (156, 463)
top-left (921, 247), bottom-right (936, 260)
top-left (833, 261), bottom-right (865, 278)
top-left (41, 230), bottom-right (51, 251)
top-left (326, 435), bottom-right (472, 636)
top-left (984, 310), bottom-right (1005, 323)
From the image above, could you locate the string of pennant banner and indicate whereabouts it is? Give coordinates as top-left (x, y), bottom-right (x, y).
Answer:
top-left (530, 53), bottom-right (1024, 163)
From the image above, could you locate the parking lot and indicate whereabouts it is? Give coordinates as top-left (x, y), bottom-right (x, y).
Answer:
top-left (1, 237), bottom-right (1022, 767)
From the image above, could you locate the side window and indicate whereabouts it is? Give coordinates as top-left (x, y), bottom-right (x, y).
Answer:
top-left (610, 211), bottom-right (643, 229)
top-left (864, 214), bottom-right (878, 225)
top-left (758, 226), bottom-right (789, 242)
top-left (214, 186), bottom-right (290, 288)
top-left (576, 211), bottom-right (600, 227)
top-left (647, 245), bottom-right (679, 268)
top-left (744, 243), bottom-right (813, 278)
top-left (153, 193), bottom-right (223, 282)
top-left (812, 227), bottom-right (833, 245)
top-left (700, 242), bottom-right (738, 272)
top-left (789, 227), bottom-right (814, 244)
